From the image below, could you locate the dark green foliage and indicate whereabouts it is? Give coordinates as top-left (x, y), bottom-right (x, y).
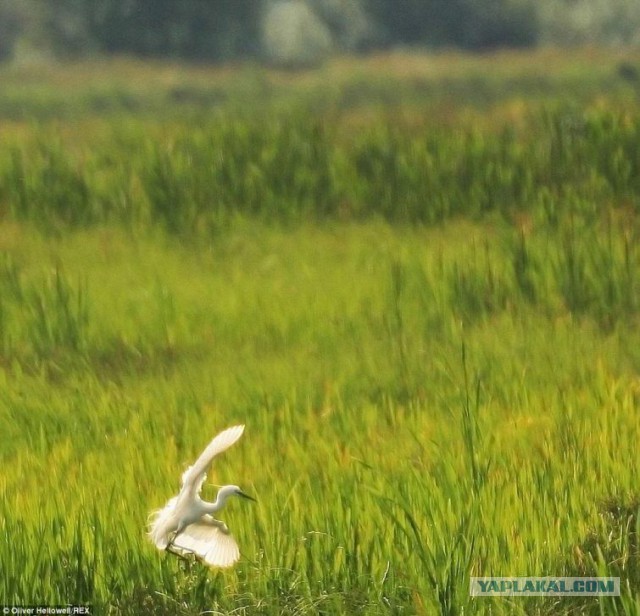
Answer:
top-left (4, 107), bottom-right (637, 231)
top-left (26, 267), bottom-right (89, 358)
top-left (512, 231), bottom-right (537, 303)
top-left (366, 0), bottom-right (538, 49)
top-left (448, 243), bottom-right (512, 324)
top-left (16, 0), bottom-right (542, 62)
top-left (137, 118), bottom-right (338, 231)
top-left (43, 0), bottom-right (260, 61)
top-left (0, 259), bottom-right (89, 364)
top-left (2, 142), bottom-right (94, 228)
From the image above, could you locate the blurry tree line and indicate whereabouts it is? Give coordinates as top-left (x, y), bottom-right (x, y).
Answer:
top-left (1, 0), bottom-right (639, 65)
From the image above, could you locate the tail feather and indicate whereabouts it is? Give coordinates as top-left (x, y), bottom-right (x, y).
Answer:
top-left (148, 497), bottom-right (178, 549)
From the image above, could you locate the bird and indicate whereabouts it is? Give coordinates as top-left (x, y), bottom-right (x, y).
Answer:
top-left (148, 424), bottom-right (255, 568)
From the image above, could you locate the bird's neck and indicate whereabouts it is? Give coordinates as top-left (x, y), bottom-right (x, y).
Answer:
top-left (201, 492), bottom-right (227, 514)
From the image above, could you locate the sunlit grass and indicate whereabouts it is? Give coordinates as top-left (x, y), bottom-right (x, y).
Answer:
top-left (1, 217), bottom-right (639, 614)
top-left (1, 49), bottom-right (639, 614)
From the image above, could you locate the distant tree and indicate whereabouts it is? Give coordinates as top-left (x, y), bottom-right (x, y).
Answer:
top-left (41, 0), bottom-right (260, 60)
top-left (16, 0), bottom-right (640, 63)
top-left (0, 0), bottom-right (26, 60)
top-left (363, 0), bottom-right (431, 45)
top-left (310, 0), bottom-right (377, 51)
top-left (262, 1), bottom-right (333, 68)
top-left (454, 0), bottom-right (538, 49)
top-left (539, 0), bottom-right (640, 46)
top-left (43, 0), bottom-right (95, 56)
top-left (364, 0), bottom-right (537, 49)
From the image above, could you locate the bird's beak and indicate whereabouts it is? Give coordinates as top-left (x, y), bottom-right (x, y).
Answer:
top-left (238, 490), bottom-right (256, 502)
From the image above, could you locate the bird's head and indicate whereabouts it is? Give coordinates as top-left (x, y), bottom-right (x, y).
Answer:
top-left (217, 484), bottom-right (256, 503)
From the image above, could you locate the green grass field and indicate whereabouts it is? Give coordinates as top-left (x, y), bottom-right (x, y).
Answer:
top-left (1, 50), bottom-right (640, 615)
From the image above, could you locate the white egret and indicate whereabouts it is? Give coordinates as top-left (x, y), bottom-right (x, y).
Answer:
top-left (148, 424), bottom-right (254, 568)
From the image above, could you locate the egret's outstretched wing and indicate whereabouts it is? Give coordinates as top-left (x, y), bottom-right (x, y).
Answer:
top-left (173, 519), bottom-right (241, 568)
top-left (180, 425), bottom-right (245, 495)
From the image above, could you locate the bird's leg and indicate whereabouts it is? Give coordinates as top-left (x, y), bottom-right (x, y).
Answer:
top-left (165, 530), bottom-right (197, 562)
top-left (166, 543), bottom-right (193, 562)
top-left (165, 529), bottom-right (179, 552)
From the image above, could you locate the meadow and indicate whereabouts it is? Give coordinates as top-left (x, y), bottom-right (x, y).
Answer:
top-left (1, 49), bottom-right (640, 615)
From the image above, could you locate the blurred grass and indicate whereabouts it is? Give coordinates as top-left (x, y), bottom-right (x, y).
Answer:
top-left (0, 50), bottom-right (639, 614)
top-left (1, 220), bottom-right (639, 614)
top-left (1, 104), bottom-right (640, 232)
top-left (0, 47), bottom-right (639, 121)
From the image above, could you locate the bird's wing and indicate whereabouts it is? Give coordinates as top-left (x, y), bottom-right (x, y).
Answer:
top-left (172, 518), bottom-right (241, 568)
top-left (180, 425), bottom-right (245, 495)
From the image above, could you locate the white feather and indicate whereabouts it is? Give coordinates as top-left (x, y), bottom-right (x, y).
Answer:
top-left (172, 517), bottom-right (240, 568)
top-left (180, 425), bottom-right (245, 496)
top-left (147, 424), bottom-right (251, 569)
